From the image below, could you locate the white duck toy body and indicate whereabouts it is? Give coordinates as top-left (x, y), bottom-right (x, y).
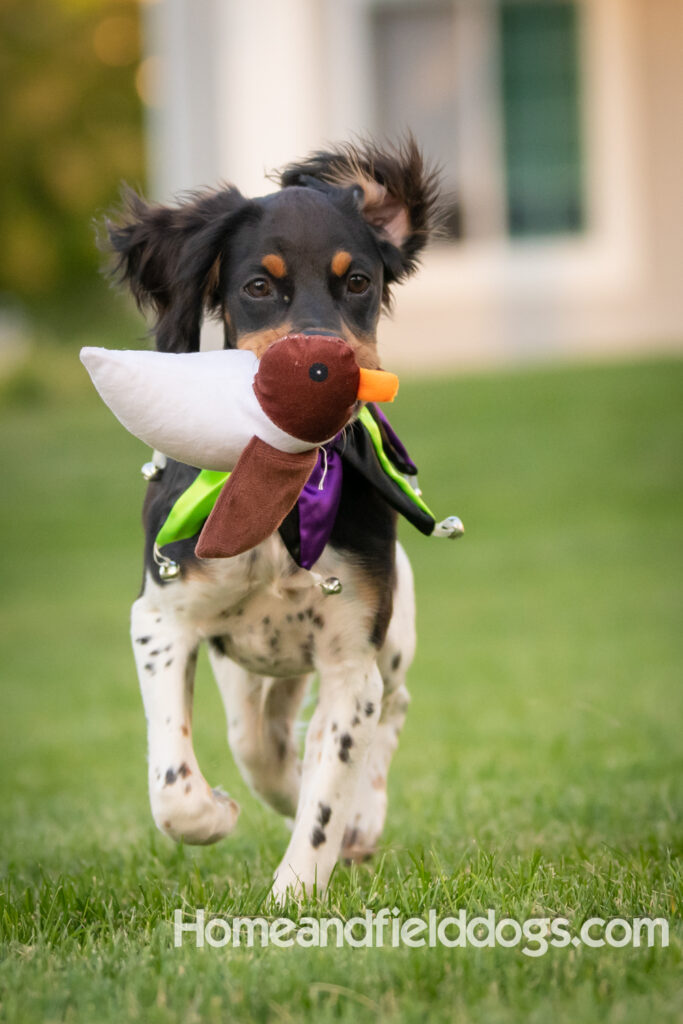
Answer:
top-left (81, 346), bottom-right (306, 471)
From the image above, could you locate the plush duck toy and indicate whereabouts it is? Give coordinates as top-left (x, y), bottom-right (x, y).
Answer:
top-left (80, 334), bottom-right (399, 560)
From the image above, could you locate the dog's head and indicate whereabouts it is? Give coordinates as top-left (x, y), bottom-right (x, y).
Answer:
top-left (106, 138), bottom-right (438, 369)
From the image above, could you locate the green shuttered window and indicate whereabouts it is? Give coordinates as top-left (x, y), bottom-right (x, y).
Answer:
top-left (501, 1), bottom-right (585, 236)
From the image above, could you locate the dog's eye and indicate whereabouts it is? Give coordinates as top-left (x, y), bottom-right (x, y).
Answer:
top-left (244, 278), bottom-right (272, 298)
top-left (308, 362), bottom-right (329, 382)
top-left (347, 273), bottom-right (370, 295)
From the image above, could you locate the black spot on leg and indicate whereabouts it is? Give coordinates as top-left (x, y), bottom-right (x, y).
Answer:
top-left (144, 662), bottom-right (156, 675)
top-left (300, 636), bottom-right (314, 663)
top-left (164, 768), bottom-right (177, 786)
top-left (365, 701), bottom-right (375, 717)
top-left (276, 738), bottom-right (287, 761)
top-left (262, 616), bottom-right (270, 627)
top-left (178, 762), bottom-right (191, 778)
top-left (339, 733), bottom-right (353, 762)
top-left (209, 636), bottom-right (229, 656)
top-left (269, 631), bottom-right (281, 651)
top-left (331, 722), bottom-right (337, 732)
top-left (311, 827), bottom-right (326, 848)
top-left (391, 653), bottom-right (402, 672)
top-left (312, 614), bottom-right (324, 629)
top-left (352, 716), bottom-right (360, 727)
top-left (318, 803), bottom-right (331, 827)
top-left (165, 659), bottom-right (173, 668)
top-left (297, 612), bottom-right (305, 622)
top-left (150, 649), bottom-right (161, 656)
top-left (136, 636), bottom-right (151, 645)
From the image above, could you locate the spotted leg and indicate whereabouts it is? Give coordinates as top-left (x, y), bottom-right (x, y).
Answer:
top-left (207, 650), bottom-right (310, 818)
top-left (341, 542), bottom-right (416, 860)
top-left (131, 594), bottom-right (239, 844)
top-left (270, 653), bottom-right (383, 901)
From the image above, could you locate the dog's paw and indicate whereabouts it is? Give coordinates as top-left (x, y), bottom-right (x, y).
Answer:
top-left (152, 784), bottom-right (240, 845)
top-left (269, 862), bottom-right (311, 906)
top-left (339, 782), bottom-right (387, 863)
top-left (340, 826), bottom-right (377, 864)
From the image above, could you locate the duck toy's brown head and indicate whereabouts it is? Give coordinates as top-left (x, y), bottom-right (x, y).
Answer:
top-left (253, 333), bottom-right (397, 443)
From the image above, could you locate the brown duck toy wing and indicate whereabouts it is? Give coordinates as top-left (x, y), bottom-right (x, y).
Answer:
top-left (194, 438), bottom-right (318, 559)
top-left (194, 333), bottom-right (398, 560)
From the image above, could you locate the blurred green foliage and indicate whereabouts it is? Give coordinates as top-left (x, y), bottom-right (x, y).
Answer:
top-left (0, 0), bottom-right (144, 325)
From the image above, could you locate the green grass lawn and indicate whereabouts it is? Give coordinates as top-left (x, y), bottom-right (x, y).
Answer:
top-left (1, 349), bottom-right (681, 1022)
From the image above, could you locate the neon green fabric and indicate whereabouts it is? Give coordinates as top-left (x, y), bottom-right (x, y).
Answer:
top-left (357, 406), bottom-right (435, 519)
top-left (156, 412), bottom-right (434, 551)
top-left (155, 468), bottom-right (229, 549)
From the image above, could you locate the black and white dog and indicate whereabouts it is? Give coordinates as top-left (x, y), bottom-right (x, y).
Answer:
top-left (106, 139), bottom-right (439, 901)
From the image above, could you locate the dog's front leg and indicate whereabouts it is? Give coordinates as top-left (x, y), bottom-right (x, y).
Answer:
top-left (270, 656), bottom-right (383, 901)
top-left (131, 594), bottom-right (239, 844)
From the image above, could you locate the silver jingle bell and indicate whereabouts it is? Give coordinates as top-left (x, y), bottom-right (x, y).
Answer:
top-left (141, 461), bottom-right (163, 481)
top-left (433, 515), bottom-right (465, 539)
top-left (158, 559), bottom-right (181, 581)
top-left (320, 576), bottom-right (343, 596)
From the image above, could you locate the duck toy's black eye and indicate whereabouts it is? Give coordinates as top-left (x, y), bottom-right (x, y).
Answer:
top-left (309, 362), bottom-right (329, 382)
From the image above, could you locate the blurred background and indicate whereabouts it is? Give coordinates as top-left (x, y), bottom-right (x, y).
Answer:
top-left (1, 8), bottom-right (681, 1018)
top-left (1, 0), bottom-right (682, 374)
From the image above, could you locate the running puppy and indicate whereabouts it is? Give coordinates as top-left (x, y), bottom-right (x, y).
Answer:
top-left (106, 138), bottom-right (438, 901)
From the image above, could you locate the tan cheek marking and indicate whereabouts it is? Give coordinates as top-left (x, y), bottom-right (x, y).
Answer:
top-left (261, 253), bottom-right (287, 278)
top-left (331, 250), bottom-right (352, 277)
top-left (339, 324), bottom-right (380, 369)
top-left (236, 323), bottom-right (293, 358)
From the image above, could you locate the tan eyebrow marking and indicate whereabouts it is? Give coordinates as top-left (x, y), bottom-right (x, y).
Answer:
top-left (261, 253), bottom-right (287, 278)
top-left (331, 250), bottom-right (352, 277)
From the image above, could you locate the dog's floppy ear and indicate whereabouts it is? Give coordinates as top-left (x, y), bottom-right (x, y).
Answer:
top-left (279, 136), bottom-right (439, 292)
top-left (104, 186), bottom-right (252, 352)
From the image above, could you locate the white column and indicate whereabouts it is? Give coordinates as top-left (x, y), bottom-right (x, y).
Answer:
top-left (215, 0), bottom-right (326, 196)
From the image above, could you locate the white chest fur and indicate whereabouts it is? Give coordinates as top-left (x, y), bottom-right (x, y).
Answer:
top-left (142, 536), bottom-right (367, 678)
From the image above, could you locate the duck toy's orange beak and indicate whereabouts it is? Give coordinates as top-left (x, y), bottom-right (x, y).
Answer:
top-left (357, 367), bottom-right (399, 404)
